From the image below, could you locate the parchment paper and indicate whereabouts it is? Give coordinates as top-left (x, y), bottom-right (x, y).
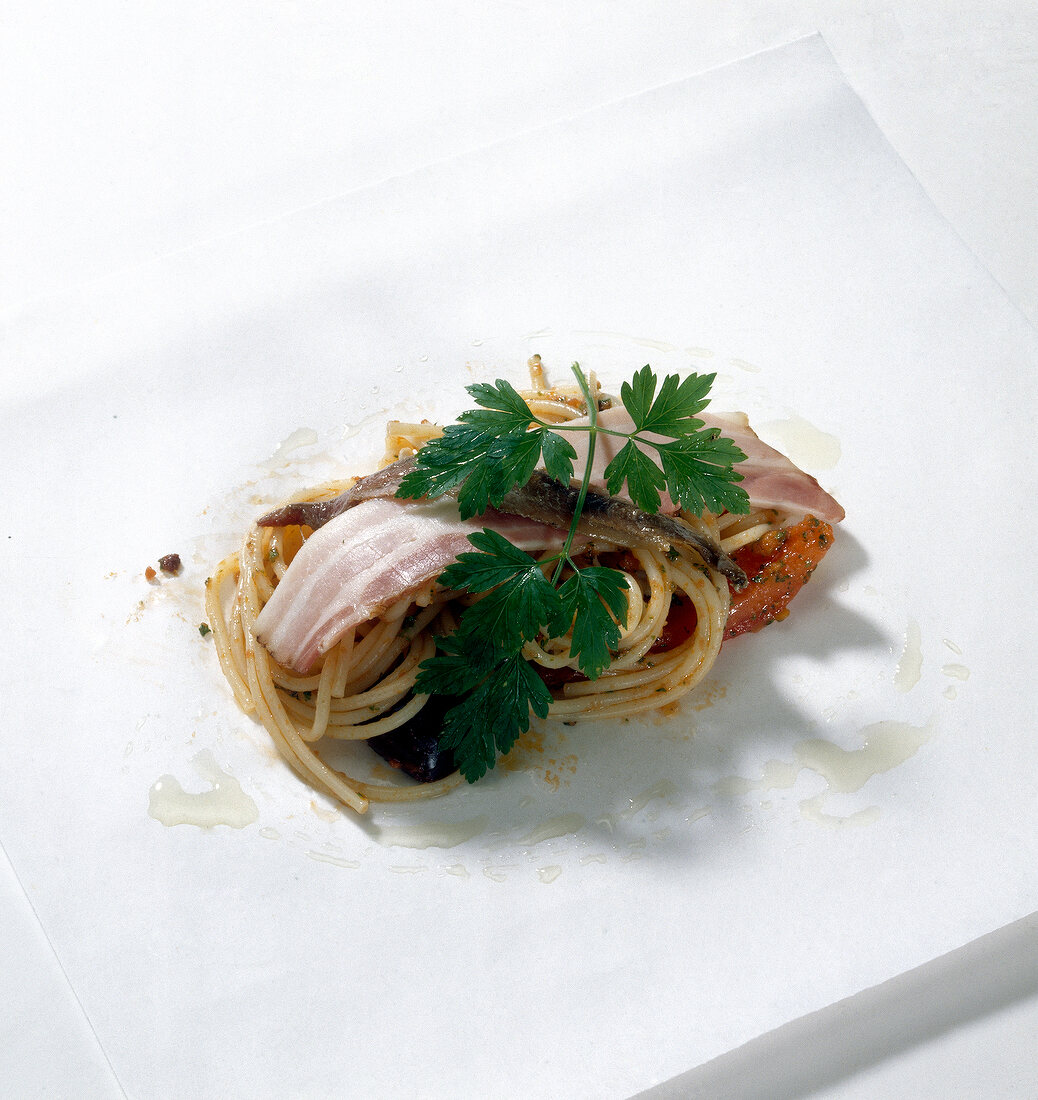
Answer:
top-left (2, 36), bottom-right (1036, 1098)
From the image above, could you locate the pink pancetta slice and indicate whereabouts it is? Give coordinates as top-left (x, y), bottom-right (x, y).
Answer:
top-left (568, 405), bottom-right (844, 524)
top-left (254, 497), bottom-right (562, 672)
top-left (701, 411), bottom-right (844, 523)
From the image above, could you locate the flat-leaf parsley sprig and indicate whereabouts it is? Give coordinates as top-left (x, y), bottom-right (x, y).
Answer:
top-left (396, 363), bottom-right (749, 783)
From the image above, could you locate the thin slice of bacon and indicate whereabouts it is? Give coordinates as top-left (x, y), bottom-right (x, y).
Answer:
top-left (253, 497), bottom-right (563, 672)
top-left (576, 405), bottom-right (844, 524)
top-left (702, 411), bottom-right (844, 524)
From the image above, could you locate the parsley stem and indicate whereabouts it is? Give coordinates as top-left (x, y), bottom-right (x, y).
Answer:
top-left (550, 364), bottom-right (599, 585)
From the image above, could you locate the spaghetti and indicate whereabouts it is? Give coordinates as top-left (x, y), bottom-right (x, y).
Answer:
top-left (206, 363), bottom-right (836, 812)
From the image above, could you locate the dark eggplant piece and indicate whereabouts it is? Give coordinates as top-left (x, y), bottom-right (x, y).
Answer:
top-left (366, 694), bottom-right (458, 783)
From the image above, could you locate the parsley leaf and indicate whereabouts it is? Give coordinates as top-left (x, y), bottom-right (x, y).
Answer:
top-left (460, 378), bottom-right (539, 432)
top-left (602, 438), bottom-right (668, 514)
top-left (620, 365), bottom-right (713, 436)
top-left (556, 566), bottom-right (629, 679)
top-left (414, 635), bottom-right (552, 783)
top-left (539, 428), bottom-right (577, 486)
top-left (657, 432), bottom-right (750, 516)
top-left (396, 423), bottom-right (500, 504)
top-left (609, 364), bottom-right (750, 516)
top-left (396, 379), bottom-right (566, 520)
top-left (412, 632), bottom-right (490, 698)
top-left (439, 529), bottom-right (561, 651)
top-left (438, 654), bottom-right (553, 782)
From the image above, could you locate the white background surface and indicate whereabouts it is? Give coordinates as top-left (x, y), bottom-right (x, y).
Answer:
top-left (2, 4), bottom-right (1037, 1097)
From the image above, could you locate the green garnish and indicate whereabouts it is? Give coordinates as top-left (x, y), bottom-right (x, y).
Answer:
top-left (396, 362), bottom-right (749, 783)
top-left (198, 622), bottom-right (212, 637)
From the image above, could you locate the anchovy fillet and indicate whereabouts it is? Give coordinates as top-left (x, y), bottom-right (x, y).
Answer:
top-left (498, 471), bottom-right (746, 586)
top-left (256, 457), bottom-right (417, 529)
top-left (258, 456), bottom-right (745, 587)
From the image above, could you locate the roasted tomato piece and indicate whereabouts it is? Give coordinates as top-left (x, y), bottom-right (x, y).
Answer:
top-left (651, 593), bottom-right (698, 652)
top-left (724, 514), bottom-right (834, 639)
top-left (533, 663), bottom-right (588, 690)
